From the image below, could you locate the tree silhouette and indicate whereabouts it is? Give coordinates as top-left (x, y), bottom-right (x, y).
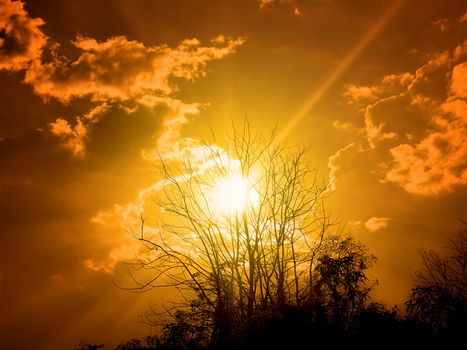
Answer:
top-left (406, 224), bottom-right (466, 338)
top-left (127, 122), bottom-right (376, 347)
top-left (74, 343), bottom-right (104, 350)
top-left (313, 235), bottom-right (377, 329)
top-left (115, 335), bottom-right (159, 350)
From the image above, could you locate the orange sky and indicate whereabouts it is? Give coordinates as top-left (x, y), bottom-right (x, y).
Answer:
top-left (1, 0), bottom-right (466, 349)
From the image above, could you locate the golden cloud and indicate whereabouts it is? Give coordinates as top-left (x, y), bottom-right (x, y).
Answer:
top-left (364, 217), bottom-right (390, 232)
top-left (48, 103), bottom-right (110, 157)
top-left (38, 33), bottom-right (243, 156)
top-left (1, 1), bottom-right (244, 156)
top-left (385, 98), bottom-right (467, 195)
top-left (384, 53), bottom-right (467, 195)
top-left (0, 0), bottom-right (47, 71)
top-left (348, 217), bottom-right (390, 232)
top-left (25, 35), bottom-right (245, 103)
top-left (0, 2), bottom-right (247, 271)
top-left (86, 130), bottom-right (233, 272)
top-left (327, 142), bottom-right (363, 192)
top-left (1, 2), bottom-right (245, 156)
top-left (258, 0), bottom-right (300, 15)
top-left (450, 61), bottom-right (467, 98)
top-left (338, 39), bottom-right (467, 195)
top-left (343, 84), bottom-right (379, 109)
top-left (84, 242), bottom-right (141, 274)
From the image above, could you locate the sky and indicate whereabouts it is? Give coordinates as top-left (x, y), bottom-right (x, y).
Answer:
top-left (0, 0), bottom-right (466, 348)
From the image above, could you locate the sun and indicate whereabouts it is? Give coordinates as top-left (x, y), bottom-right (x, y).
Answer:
top-left (210, 173), bottom-right (258, 215)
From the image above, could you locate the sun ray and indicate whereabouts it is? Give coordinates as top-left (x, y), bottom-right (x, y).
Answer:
top-left (278, 0), bottom-right (405, 141)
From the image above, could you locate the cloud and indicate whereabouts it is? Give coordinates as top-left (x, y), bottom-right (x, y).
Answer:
top-left (343, 84), bottom-right (379, 108)
top-left (344, 73), bottom-right (416, 147)
top-left (0, 3), bottom-right (246, 273)
top-left (82, 96), bottom-right (233, 274)
top-left (332, 120), bottom-right (360, 133)
top-left (432, 18), bottom-right (450, 32)
top-left (86, 139), bottom-right (239, 273)
top-left (85, 106), bottom-right (240, 273)
top-left (1, 2), bottom-right (244, 156)
top-left (327, 142), bottom-right (363, 191)
top-left (87, 202), bottom-right (161, 274)
top-left (49, 117), bottom-right (87, 157)
top-left (24, 35), bottom-right (244, 103)
top-left (0, 1), bottom-right (245, 156)
top-left (343, 73), bottom-right (413, 108)
top-left (259, 0), bottom-right (292, 8)
top-left (382, 72), bottom-right (414, 87)
top-left (430, 11), bottom-right (467, 32)
top-left (38, 34), bottom-right (243, 155)
top-left (348, 217), bottom-right (390, 232)
top-left (340, 38), bottom-right (467, 195)
top-left (450, 61), bottom-right (467, 98)
top-left (385, 98), bottom-right (467, 195)
top-left (364, 217), bottom-right (390, 232)
top-left (258, 0), bottom-right (300, 15)
top-left (351, 52), bottom-right (453, 148)
top-left (84, 242), bottom-right (140, 274)
top-left (0, 0), bottom-right (47, 71)
top-left (383, 51), bottom-right (467, 195)
top-left (48, 102), bottom-right (110, 157)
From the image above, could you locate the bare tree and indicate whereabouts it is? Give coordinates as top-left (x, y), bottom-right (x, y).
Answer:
top-left (406, 225), bottom-right (466, 335)
top-left (127, 122), bottom-right (373, 345)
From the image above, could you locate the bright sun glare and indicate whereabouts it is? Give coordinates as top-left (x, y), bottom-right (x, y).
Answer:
top-left (210, 174), bottom-right (258, 215)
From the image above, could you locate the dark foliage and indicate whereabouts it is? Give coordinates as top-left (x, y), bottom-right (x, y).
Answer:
top-left (75, 343), bottom-right (104, 350)
top-left (76, 227), bottom-right (466, 349)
